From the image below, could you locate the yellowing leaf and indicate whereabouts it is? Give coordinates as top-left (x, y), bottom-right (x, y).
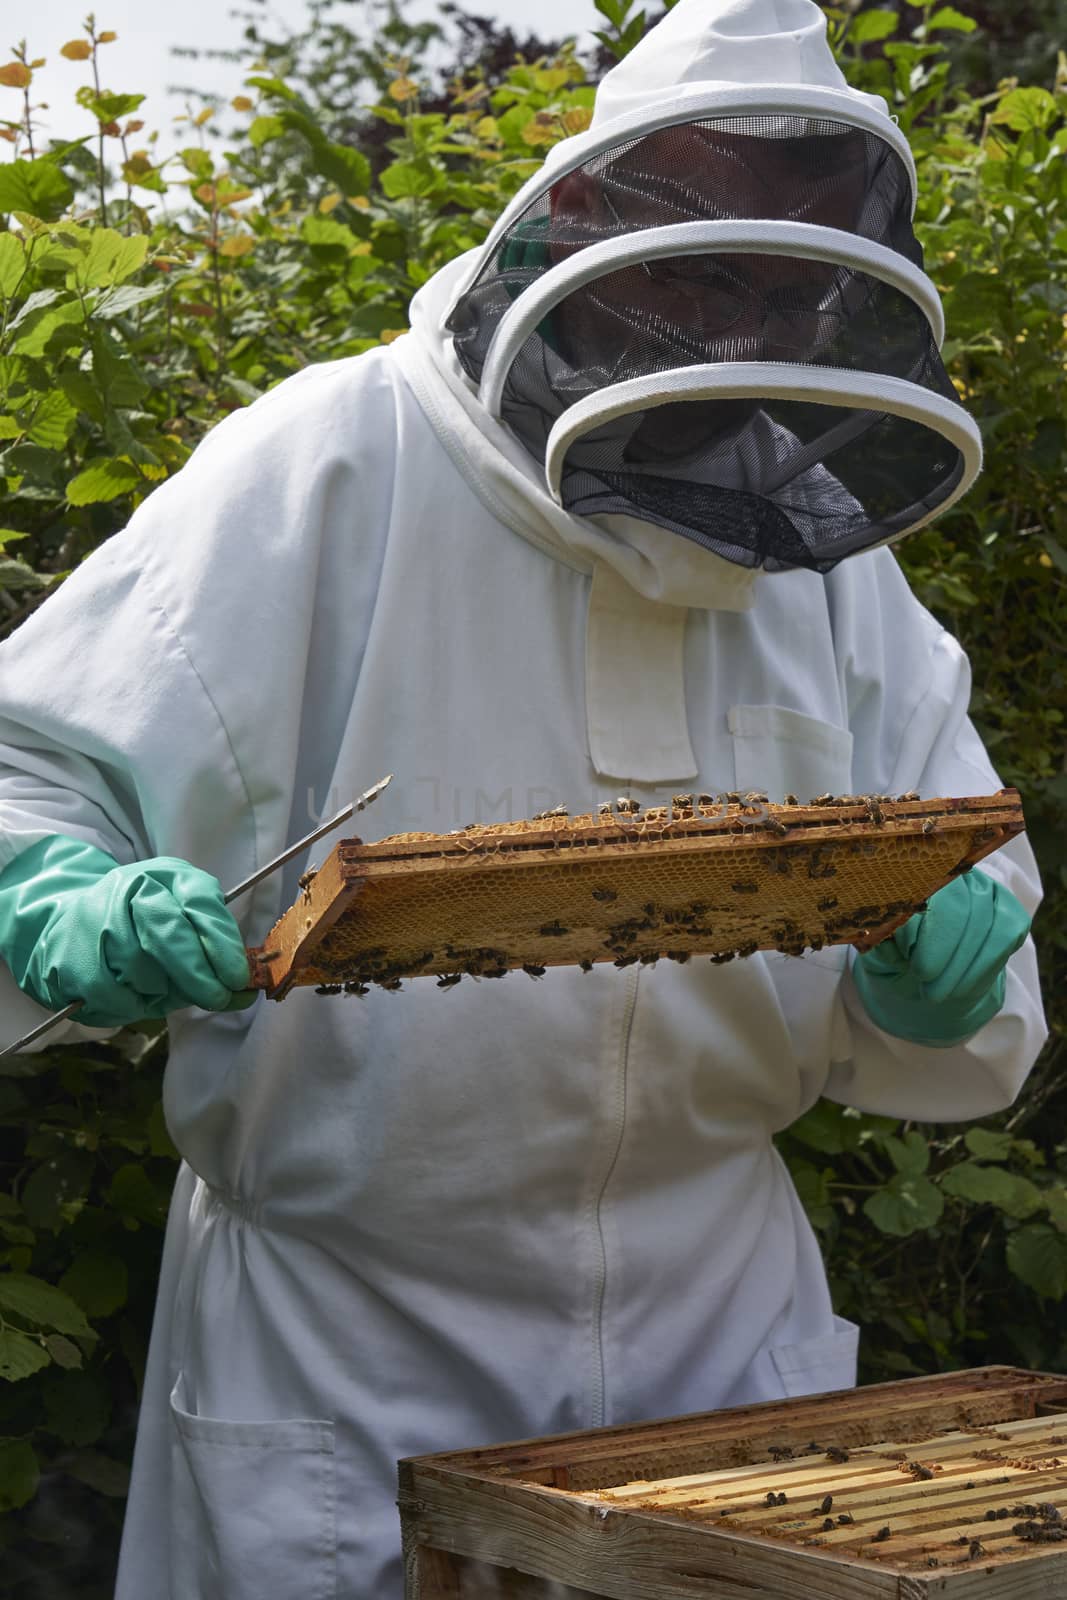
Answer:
top-left (476, 116), bottom-right (498, 140)
top-left (318, 192), bottom-right (342, 213)
top-left (231, 94), bottom-right (253, 111)
top-left (521, 116), bottom-right (557, 147)
top-left (194, 106), bottom-right (214, 127)
top-left (379, 328), bottom-right (407, 343)
top-left (0, 63), bottom-right (33, 89)
top-left (30, 58), bottom-right (46, 69)
top-left (350, 195), bottom-right (370, 210)
top-left (388, 76), bottom-right (418, 101)
top-left (218, 234), bottom-right (254, 257)
top-left (560, 107), bottom-right (592, 136)
top-left (97, 30), bottom-right (118, 43)
top-left (194, 182), bottom-right (216, 204)
top-left (59, 40), bottom-right (93, 61)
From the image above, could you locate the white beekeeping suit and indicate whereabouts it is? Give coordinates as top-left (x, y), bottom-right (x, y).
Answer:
top-left (0, 2), bottom-right (1045, 1597)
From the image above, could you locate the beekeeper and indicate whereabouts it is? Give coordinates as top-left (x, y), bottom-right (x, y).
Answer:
top-left (0, 0), bottom-right (1046, 1595)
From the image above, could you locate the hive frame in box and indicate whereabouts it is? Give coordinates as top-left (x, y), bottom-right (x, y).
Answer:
top-left (247, 791), bottom-right (1023, 998)
top-left (398, 1366), bottom-right (1067, 1599)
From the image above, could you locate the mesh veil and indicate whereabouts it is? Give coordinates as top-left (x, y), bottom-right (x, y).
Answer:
top-left (446, 115), bottom-right (977, 573)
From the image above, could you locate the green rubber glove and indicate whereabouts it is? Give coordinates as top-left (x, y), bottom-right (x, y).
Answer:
top-left (0, 835), bottom-right (256, 1028)
top-left (851, 871), bottom-right (1030, 1047)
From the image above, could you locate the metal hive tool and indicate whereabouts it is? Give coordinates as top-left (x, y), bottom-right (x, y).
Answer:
top-left (246, 789), bottom-right (1023, 998)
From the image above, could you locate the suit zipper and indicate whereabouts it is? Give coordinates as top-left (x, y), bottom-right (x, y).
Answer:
top-left (589, 966), bottom-right (641, 1430)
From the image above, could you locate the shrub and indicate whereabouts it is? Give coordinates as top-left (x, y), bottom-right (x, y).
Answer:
top-left (0, 3), bottom-right (1063, 1589)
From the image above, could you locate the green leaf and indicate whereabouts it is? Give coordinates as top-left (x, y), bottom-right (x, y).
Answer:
top-left (863, 1173), bottom-right (945, 1237)
top-left (20, 1148), bottom-right (93, 1229)
top-left (940, 1162), bottom-right (1043, 1219)
top-left (24, 388), bottom-right (78, 449)
top-left (249, 114), bottom-right (285, 149)
top-left (850, 9), bottom-right (899, 44)
top-left (964, 1127), bottom-right (1015, 1161)
top-left (380, 160), bottom-right (440, 200)
top-left (0, 529), bottom-right (27, 546)
top-left (42, 1368), bottom-right (110, 1447)
top-left (0, 417), bottom-right (21, 440)
top-left (0, 1438), bottom-right (39, 1510)
top-left (882, 1131), bottom-right (930, 1176)
top-left (72, 228), bottom-right (149, 289)
top-left (1039, 535), bottom-right (1067, 578)
top-left (0, 1329), bottom-right (50, 1382)
top-left (59, 1253), bottom-right (128, 1319)
top-left (43, 1333), bottom-right (82, 1370)
top-left (11, 299), bottom-right (84, 360)
top-left (65, 1447), bottom-right (130, 1497)
top-left (1006, 1224), bottom-right (1067, 1299)
top-left (992, 88), bottom-right (1057, 133)
top-left (92, 280), bottom-right (167, 320)
top-left (75, 90), bottom-right (145, 123)
top-left (0, 1274), bottom-right (94, 1338)
top-left (0, 556), bottom-right (48, 593)
top-left (0, 159), bottom-right (73, 222)
top-left (1045, 1186), bottom-right (1067, 1234)
top-left (66, 457), bottom-right (140, 506)
top-left (786, 1100), bottom-right (865, 1155)
top-left (108, 1162), bottom-right (167, 1226)
top-left (926, 6), bottom-right (978, 31)
top-left (0, 232), bottom-right (25, 298)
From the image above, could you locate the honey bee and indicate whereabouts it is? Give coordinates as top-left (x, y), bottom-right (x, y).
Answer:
top-left (817, 1495), bottom-right (833, 1515)
top-left (378, 977), bottom-right (403, 992)
top-left (579, 959), bottom-right (594, 973)
top-left (768, 1445), bottom-right (793, 1462)
top-left (922, 818), bottom-right (937, 834)
top-left (666, 950), bottom-right (691, 964)
top-left (871, 1526), bottom-right (891, 1543)
top-left (591, 887), bottom-right (617, 903)
top-left (837, 1512), bottom-right (854, 1526)
top-left (597, 802), bottom-right (613, 818)
top-left (731, 881), bottom-right (758, 894)
top-left (615, 797), bottom-right (640, 814)
top-left (863, 796), bottom-right (885, 824)
top-left (783, 793), bottom-right (799, 805)
top-left (436, 973), bottom-right (462, 989)
top-left (298, 865), bottom-right (318, 895)
top-left (523, 963), bottom-right (547, 978)
top-left (547, 804), bottom-right (569, 818)
top-left (344, 981), bottom-right (370, 998)
top-left (811, 792), bottom-right (834, 806)
top-left (672, 793), bottom-right (694, 808)
top-left (539, 920), bottom-right (568, 937)
top-left (761, 815), bottom-right (788, 836)
top-left (897, 791), bottom-right (920, 802)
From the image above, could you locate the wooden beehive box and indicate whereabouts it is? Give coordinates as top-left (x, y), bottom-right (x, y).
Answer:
top-left (399, 1366), bottom-right (1067, 1599)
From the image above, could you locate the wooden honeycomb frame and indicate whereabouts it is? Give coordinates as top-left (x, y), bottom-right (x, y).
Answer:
top-left (247, 790), bottom-right (1023, 999)
top-left (398, 1366), bottom-right (1067, 1598)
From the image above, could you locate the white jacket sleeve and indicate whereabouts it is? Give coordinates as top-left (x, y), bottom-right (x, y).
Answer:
top-left (0, 534), bottom-right (255, 1052)
top-left (821, 557), bottom-right (1047, 1121)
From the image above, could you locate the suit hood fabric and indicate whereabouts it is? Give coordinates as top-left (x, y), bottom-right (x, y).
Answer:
top-left (441, 0), bottom-right (981, 590)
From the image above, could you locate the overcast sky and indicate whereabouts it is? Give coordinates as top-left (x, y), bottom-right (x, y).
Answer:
top-left (8, 0), bottom-right (597, 155)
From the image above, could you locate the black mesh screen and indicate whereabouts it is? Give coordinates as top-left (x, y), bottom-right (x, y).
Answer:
top-left (499, 259), bottom-right (949, 464)
top-left (559, 400), bottom-right (965, 573)
top-left (448, 114), bottom-right (920, 384)
top-left (445, 113), bottom-right (968, 571)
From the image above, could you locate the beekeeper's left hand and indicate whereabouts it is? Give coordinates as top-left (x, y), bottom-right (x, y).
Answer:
top-left (851, 872), bottom-right (1030, 1047)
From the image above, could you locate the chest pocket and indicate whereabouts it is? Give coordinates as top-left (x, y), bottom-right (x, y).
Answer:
top-left (729, 704), bottom-right (853, 803)
top-left (730, 704), bottom-right (854, 982)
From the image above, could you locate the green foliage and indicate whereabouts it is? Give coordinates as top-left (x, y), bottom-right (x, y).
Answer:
top-left (0, 0), bottom-right (1065, 1581)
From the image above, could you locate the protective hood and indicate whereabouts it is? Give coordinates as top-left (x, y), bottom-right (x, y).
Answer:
top-left (444, 0), bottom-right (982, 576)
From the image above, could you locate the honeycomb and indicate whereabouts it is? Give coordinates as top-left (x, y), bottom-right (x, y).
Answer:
top-left (248, 791), bottom-right (1022, 998)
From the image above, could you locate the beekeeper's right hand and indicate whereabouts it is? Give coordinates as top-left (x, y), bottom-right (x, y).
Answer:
top-left (0, 835), bottom-right (256, 1027)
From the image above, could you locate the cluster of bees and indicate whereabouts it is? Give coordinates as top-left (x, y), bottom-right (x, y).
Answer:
top-left (530, 790), bottom-right (924, 823)
top-left (304, 786), bottom-right (943, 996)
